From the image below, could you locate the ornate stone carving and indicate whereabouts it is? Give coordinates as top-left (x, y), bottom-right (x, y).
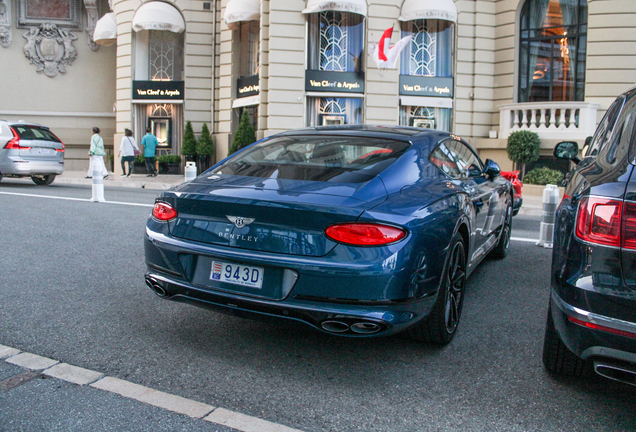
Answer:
top-left (0, 0), bottom-right (12, 48)
top-left (23, 23), bottom-right (78, 77)
top-left (84, 0), bottom-right (99, 51)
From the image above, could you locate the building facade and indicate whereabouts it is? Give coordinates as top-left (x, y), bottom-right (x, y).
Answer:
top-left (0, 0), bottom-right (634, 173)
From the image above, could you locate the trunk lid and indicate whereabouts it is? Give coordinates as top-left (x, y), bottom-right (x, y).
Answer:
top-left (165, 175), bottom-right (388, 257)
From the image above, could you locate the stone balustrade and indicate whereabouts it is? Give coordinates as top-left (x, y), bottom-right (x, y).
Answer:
top-left (499, 101), bottom-right (599, 141)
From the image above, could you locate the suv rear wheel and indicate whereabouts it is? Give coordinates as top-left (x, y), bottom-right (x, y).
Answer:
top-left (31, 174), bottom-right (56, 186)
top-left (542, 304), bottom-right (590, 376)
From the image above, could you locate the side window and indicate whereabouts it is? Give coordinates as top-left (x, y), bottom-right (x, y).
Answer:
top-left (604, 95), bottom-right (636, 165)
top-left (586, 97), bottom-right (625, 158)
top-left (445, 140), bottom-right (483, 178)
top-left (430, 143), bottom-right (461, 178)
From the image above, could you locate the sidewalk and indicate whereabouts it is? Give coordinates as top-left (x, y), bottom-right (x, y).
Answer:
top-left (56, 170), bottom-right (186, 191)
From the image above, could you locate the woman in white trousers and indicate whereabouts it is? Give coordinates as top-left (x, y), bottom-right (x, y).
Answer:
top-left (86, 127), bottom-right (109, 179)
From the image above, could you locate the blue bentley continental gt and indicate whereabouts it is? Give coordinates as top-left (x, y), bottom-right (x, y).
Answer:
top-left (144, 126), bottom-right (513, 344)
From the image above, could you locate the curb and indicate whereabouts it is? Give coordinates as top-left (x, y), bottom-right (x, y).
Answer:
top-left (0, 343), bottom-right (304, 432)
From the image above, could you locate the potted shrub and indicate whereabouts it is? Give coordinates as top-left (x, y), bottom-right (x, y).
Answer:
top-left (182, 120), bottom-right (197, 162)
top-left (133, 154), bottom-right (147, 174)
top-left (229, 111), bottom-right (256, 155)
top-left (523, 167), bottom-right (564, 186)
top-left (196, 123), bottom-right (215, 173)
top-left (506, 130), bottom-right (540, 180)
top-left (157, 154), bottom-right (182, 174)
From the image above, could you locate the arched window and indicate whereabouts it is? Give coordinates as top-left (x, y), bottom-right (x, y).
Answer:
top-left (519, 0), bottom-right (587, 102)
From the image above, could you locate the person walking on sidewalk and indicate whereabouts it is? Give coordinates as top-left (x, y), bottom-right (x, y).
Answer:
top-left (86, 127), bottom-right (109, 179)
top-left (141, 127), bottom-right (158, 177)
top-left (118, 128), bottom-right (139, 177)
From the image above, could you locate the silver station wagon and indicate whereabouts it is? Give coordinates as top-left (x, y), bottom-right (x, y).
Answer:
top-left (0, 120), bottom-right (65, 185)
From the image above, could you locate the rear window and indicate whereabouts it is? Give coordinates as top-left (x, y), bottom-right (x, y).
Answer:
top-left (11, 125), bottom-right (61, 142)
top-left (213, 135), bottom-right (410, 183)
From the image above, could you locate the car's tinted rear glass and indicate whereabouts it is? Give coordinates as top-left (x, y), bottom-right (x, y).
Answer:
top-left (214, 135), bottom-right (410, 183)
top-left (12, 125), bottom-right (61, 142)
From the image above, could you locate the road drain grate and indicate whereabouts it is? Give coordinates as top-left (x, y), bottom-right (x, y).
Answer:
top-left (0, 370), bottom-right (41, 391)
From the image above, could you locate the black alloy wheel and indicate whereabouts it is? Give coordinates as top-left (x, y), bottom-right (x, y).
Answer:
top-left (443, 239), bottom-right (466, 334)
top-left (408, 232), bottom-right (467, 344)
top-left (31, 174), bottom-right (56, 186)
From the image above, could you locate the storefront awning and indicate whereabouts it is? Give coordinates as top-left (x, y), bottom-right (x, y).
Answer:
top-left (399, 0), bottom-right (457, 23)
top-left (224, 0), bottom-right (260, 28)
top-left (302, 0), bottom-right (367, 17)
top-left (93, 12), bottom-right (117, 46)
top-left (132, 2), bottom-right (185, 33)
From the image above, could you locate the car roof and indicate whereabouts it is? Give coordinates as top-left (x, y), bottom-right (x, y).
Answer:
top-left (274, 124), bottom-right (454, 144)
top-left (0, 120), bottom-right (49, 129)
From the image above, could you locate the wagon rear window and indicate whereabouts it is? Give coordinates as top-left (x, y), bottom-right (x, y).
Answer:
top-left (214, 136), bottom-right (410, 183)
top-left (11, 126), bottom-right (61, 142)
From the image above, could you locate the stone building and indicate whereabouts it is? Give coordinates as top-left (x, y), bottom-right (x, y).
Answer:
top-left (0, 0), bottom-right (634, 173)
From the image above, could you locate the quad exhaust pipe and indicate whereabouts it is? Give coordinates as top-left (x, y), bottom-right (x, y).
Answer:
top-left (145, 277), bottom-right (170, 298)
top-left (594, 361), bottom-right (636, 387)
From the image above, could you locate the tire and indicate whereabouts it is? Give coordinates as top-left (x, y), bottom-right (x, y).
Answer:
top-left (489, 203), bottom-right (512, 259)
top-left (31, 174), bottom-right (56, 186)
top-left (408, 232), bottom-right (467, 345)
top-left (542, 304), bottom-right (590, 377)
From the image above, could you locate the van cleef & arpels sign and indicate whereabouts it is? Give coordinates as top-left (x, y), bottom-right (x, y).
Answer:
top-left (399, 76), bottom-right (454, 98)
top-left (305, 70), bottom-right (364, 94)
top-left (133, 81), bottom-right (185, 100)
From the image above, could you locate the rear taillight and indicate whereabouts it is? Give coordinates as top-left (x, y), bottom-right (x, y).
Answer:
top-left (575, 196), bottom-right (636, 250)
top-left (623, 202), bottom-right (636, 250)
top-left (4, 127), bottom-right (31, 150)
top-left (56, 142), bottom-right (65, 153)
top-left (325, 223), bottom-right (407, 246)
top-left (152, 202), bottom-right (177, 221)
top-left (576, 197), bottom-right (622, 247)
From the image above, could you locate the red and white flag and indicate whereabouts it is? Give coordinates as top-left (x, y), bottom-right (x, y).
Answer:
top-left (371, 26), bottom-right (412, 70)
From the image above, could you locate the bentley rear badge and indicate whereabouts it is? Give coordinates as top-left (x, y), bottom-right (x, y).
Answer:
top-left (226, 216), bottom-right (255, 229)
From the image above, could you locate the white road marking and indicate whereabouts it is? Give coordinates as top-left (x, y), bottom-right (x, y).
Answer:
top-left (0, 191), bottom-right (153, 207)
top-left (511, 237), bottom-right (540, 243)
top-left (1, 344), bottom-right (305, 431)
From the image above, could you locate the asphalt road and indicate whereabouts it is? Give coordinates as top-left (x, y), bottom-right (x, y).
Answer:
top-left (1, 180), bottom-right (635, 432)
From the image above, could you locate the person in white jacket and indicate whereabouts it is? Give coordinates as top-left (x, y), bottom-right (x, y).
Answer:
top-left (117, 128), bottom-right (140, 177)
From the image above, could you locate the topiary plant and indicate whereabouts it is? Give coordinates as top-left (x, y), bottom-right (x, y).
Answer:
top-left (181, 120), bottom-right (197, 160)
top-left (506, 130), bottom-right (540, 179)
top-left (523, 167), bottom-right (564, 186)
top-left (196, 123), bottom-right (214, 157)
top-left (229, 111), bottom-right (256, 155)
top-left (196, 123), bottom-right (215, 172)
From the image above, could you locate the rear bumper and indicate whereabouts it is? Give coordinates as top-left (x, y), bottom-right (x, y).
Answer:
top-left (550, 291), bottom-right (636, 365)
top-left (144, 223), bottom-right (440, 337)
top-left (0, 159), bottom-right (64, 176)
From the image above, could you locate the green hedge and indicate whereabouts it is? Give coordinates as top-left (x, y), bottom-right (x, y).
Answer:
top-left (157, 155), bottom-right (182, 164)
top-left (523, 167), bottom-right (564, 185)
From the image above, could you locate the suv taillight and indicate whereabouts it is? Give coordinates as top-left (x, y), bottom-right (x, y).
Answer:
top-left (623, 202), bottom-right (636, 250)
top-left (4, 127), bottom-right (31, 150)
top-left (575, 196), bottom-right (636, 250)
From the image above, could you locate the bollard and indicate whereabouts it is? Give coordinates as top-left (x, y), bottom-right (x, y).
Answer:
top-left (537, 184), bottom-right (560, 248)
top-left (91, 169), bottom-right (105, 202)
top-left (184, 161), bottom-right (197, 182)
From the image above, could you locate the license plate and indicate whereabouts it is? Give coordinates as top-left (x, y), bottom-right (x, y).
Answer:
top-left (37, 148), bottom-right (51, 154)
top-left (209, 260), bottom-right (264, 289)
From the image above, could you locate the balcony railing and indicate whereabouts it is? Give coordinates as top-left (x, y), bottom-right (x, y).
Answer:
top-left (499, 102), bottom-right (599, 141)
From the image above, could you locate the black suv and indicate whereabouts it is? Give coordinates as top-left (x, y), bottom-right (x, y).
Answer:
top-left (543, 87), bottom-right (636, 386)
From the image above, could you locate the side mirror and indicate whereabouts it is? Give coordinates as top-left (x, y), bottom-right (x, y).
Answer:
top-left (483, 159), bottom-right (501, 180)
top-left (554, 141), bottom-right (580, 164)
